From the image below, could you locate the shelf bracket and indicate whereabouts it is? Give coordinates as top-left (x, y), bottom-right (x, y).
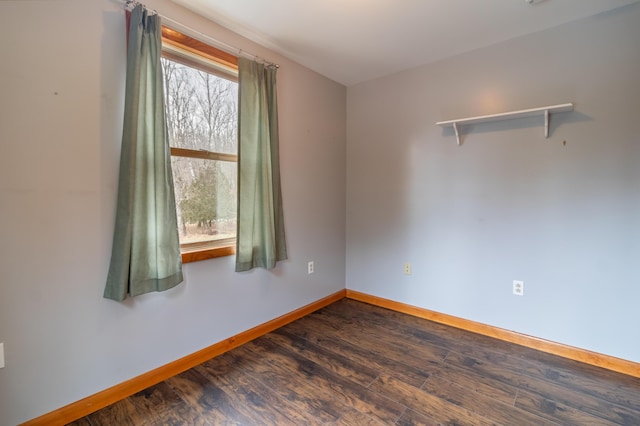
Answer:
top-left (453, 122), bottom-right (461, 146)
top-left (544, 109), bottom-right (549, 138)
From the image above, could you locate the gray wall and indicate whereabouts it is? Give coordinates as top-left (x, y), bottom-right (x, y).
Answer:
top-left (0, 1), bottom-right (346, 424)
top-left (347, 4), bottom-right (640, 363)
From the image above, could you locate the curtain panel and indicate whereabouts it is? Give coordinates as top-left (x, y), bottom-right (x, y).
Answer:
top-left (236, 58), bottom-right (287, 272)
top-left (104, 5), bottom-right (183, 301)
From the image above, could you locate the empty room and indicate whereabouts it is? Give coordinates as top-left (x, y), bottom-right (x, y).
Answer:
top-left (1, 0), bottom-right (639, 424)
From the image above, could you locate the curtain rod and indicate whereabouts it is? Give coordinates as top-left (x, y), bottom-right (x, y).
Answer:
top-left (121, 0), bottom-right (279, 68)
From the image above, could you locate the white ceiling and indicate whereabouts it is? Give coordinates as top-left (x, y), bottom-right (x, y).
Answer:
top-left (171, 0), bottom-right (639, 86)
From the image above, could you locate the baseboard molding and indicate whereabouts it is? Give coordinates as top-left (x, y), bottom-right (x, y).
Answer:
top-left (346, 289), bottom-right (640, 379)
top-left (24, 287), bottom-right (639, 425)
top-left (22, 289), bottom-right (347, 426)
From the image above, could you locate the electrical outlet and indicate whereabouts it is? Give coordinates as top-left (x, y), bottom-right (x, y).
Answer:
top-left (308, 261), bottom-right (314, 274)
top-left (0, 342), bottom-right (4, 368)
top-left (513, 280), bottom-right (524, 296)
top-left (403, 263), bottom-right (412, 275)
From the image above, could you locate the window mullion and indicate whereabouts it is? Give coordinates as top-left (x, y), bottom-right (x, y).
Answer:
top-left (170, 147), bottom-right (237, 163)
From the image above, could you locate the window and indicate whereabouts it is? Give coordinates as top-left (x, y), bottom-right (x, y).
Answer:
top-left (161, 28), bottom-right (239, 263)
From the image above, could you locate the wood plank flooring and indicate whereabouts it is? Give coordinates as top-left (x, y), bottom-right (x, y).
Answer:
top-left (69, 299), bottom-right (640, 425)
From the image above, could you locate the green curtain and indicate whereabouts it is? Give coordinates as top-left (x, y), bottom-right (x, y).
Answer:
top-left (104, 5), bottom-right (183, 301)
top-left (236, 58), bottom-right (287, 272)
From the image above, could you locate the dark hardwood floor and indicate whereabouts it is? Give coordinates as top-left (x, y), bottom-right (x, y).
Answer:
top-left (69, 299), bottom-right (640, 425)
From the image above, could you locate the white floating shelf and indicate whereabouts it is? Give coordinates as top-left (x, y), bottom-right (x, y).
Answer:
top-left (436, 103), bottom-right (573, 145)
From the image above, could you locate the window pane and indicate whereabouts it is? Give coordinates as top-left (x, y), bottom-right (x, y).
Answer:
top-left (162, 53), bottom-right (238, 250)
top-left (162, 57), bottom-right (238, 154)
top-left (171, 157), bottom-right (237, 244)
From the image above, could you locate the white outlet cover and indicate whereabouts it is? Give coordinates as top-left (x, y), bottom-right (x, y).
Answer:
top-left (513, 280), bottom-right (524, 296)
top-left (0, 342), bottom-right (4, 368)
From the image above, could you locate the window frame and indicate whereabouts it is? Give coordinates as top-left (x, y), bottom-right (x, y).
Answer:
top-left (161, 27), bottom-right (239, 264)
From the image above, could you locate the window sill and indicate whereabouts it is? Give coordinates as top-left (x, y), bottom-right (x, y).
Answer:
top-left (181, 238), bottom-right (236, 263)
